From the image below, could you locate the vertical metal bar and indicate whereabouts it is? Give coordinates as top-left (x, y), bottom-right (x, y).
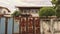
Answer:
top-left (0, 17), bottom-right (1, 25)
top-left (40, 19), bottom-right (42, 34)
top-left (12, 17), bottom-right (14, 34)
top-left (33, 17), bottom-right (35, 34)
top-left (0, 17), bottom-right (1, 34)
top-left (5, 17), bottom-right (8, 34)
top-left (39, 18), bottom-right (41, 34)
top-left (26, 17), bottom-right (28, 34)
top-left (19, 17), bottom-right (21, 34)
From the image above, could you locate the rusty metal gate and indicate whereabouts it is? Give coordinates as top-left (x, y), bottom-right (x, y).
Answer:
top-left (0, 17), bottom-right (40, 34)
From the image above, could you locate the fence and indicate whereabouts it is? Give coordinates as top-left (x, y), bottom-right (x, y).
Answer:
top-left (0, 17), bottom-right (60, 34)
top-left (0, 17), bottom-right (40, 34)
top-left (40, 18), bottom-right (60, 34)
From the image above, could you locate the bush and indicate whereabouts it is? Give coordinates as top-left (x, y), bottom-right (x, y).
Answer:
top-left (39, 7), bottom-right (55, 17)
top-left (12, 10), bottom-right (20, 17)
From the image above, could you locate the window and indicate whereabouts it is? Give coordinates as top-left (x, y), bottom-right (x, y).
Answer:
top-left (21, 9), bottom-right (39, 14)
top-left (30, 9), bottom-right (38, 13)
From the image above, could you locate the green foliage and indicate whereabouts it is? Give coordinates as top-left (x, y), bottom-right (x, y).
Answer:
top-left (56, 6), bottom-right (60, 17)
top-left (39, 7), bottom-right (55, 17)
top-left (51, 0), bottom-right (57, 4)
top-left (12, 10), bottom-right (20, 17)
top-left (52, 0), bottom-right (60, 17)
top-left (52, 0), bottom-right (60, 6)
top-left (57, 0), bottom-right (60, 5)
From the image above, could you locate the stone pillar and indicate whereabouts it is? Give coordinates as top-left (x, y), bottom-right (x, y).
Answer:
top-left (50, 19), bottom-right (54, 34)
top-left (40, 19), bottom-right (43, 34)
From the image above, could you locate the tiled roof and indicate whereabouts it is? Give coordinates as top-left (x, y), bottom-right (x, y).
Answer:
top-left (16, 0), bottom-right (53, 7)
top-left (0, 6), bottom-right (10, 12)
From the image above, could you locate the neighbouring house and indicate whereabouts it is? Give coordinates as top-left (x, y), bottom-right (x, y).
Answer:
top-left (16, 0), bottom-right (53, 17)
top-left (0, 6), bottom-right (11, 17)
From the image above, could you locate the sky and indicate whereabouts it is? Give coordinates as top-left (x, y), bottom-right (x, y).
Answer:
top-left (0, 0), bottom-right (52, 13)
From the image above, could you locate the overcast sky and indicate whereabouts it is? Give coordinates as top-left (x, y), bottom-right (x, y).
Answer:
top-left (0, 0), bottom-right (52, 13)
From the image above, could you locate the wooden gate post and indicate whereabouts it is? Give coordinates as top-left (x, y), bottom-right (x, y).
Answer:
top-left (5, 17), bottom-right (8, 34)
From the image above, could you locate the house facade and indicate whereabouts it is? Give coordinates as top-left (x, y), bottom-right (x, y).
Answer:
top-left (14, 0), bottom-right (53, 34)
top-left (16, 0), bottom-right (53, 17)
top-left (16, 7), bottom-right (40, 17)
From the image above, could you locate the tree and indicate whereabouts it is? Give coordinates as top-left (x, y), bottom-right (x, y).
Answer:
top-left (56, 0), bottom-right (60, 17)
top-left (12, 10), bottom-right (21, 17)
top-left (57, 0), bottom-right (60, 5)
top-left (51, 0), bottom-right (60, 5)
top-left (52, 0), bottom-right (57, 4)
top-left (52, 0), bottom-right (60, 17)
top-left (56, 6), bottom-right (60, 17)
top-left (39, 7), bottom-right (55, 17)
